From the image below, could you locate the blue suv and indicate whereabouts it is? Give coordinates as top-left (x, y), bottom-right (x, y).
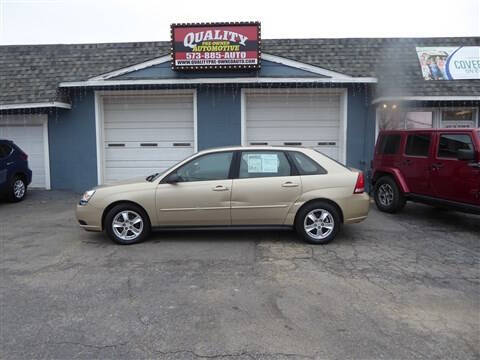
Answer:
top-left (0, 140), bottom-right (32, 202)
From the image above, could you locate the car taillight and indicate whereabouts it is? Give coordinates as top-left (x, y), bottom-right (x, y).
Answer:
top-left (354, 172), bottom-right (365, 194)
top-left (19, 152), bottom-right (28, 161)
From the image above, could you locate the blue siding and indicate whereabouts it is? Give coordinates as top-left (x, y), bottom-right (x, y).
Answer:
top-left (48, 91), bottom-right (97, 193)
top-left (114, 60), bottom-right (327, 80)
top-left (197, 86), bottom-right (242, 150)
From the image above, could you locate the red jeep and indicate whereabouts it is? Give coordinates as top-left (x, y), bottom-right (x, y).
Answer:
top-left (372, 129), bottom-right (480, 214)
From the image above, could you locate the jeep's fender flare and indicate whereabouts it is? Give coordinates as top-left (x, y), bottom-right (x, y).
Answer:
top-left (372, 167), bottom-right (410, 193)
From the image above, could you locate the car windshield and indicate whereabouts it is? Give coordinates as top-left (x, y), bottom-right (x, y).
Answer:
top-left (145, 151), bottom-right (200, 182)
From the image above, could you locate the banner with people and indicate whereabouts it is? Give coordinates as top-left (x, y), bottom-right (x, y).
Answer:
top-left (416, 46), bottom-right (480, 80)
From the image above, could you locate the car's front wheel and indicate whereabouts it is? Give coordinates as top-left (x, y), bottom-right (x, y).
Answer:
top-left (296, 201), bottom-right (341, 244)
top-left (374, 176), bottom-right (405, 213)
top-left (105, 204), bottom-right (151, 245)
top-left (8, 176), bottom-right (27, 202)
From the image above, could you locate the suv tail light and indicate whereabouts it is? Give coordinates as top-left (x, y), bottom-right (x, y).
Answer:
top-left (354, 172), bottom-right (365, 194)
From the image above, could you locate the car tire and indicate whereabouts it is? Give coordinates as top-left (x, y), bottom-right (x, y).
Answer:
top-left (296, 201), bottom-right (341, 245)
top-left (374, 176), bottom-right (405, 213)
top-left (8, 175), bottom-right (27, 202)
top-left (105, 204), bottom-right (151, 245)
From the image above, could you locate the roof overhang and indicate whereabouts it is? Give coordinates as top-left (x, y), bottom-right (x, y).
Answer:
top-left (0, 101), bottom-right (72, 110)
top-left (373, 96), bottom-right (480, 104)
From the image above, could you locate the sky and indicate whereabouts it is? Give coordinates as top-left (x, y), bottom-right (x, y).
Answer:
top-left (0, 0), bottom-right (478, 45)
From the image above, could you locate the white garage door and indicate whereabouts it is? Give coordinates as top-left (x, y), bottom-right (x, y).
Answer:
top-left (0, 114), bottom-right (48, 188)
top-left (102, 94), bottom-right (195, 183)
top-left (244, 90), bottom-right (345, 162)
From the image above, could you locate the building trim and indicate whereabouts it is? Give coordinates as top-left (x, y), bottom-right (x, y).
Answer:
top-left (373, 96), bottom-right (480, 104)
top-left (0, 102), bottom-right (72, 110)
top-left (89, 55), bottom-right (172, 80)
top-left (60, 76), bottom-right (377, 88)
top-left (240, 88), bottom-right (348, 164)
top-left (262, 53), bottom-right (354, 79)
top-left (93, 89), bottom-right (197, 185)
top-left (43, 118), bottom-right (51, 190)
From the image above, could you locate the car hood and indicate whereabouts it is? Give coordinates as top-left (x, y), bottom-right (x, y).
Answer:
top-left (94, 177), bottom-right (148, 190)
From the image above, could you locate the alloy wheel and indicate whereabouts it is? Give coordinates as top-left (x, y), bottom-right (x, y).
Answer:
top-left (378, 183), bottom-right (394, 206)
top-left (13, 180), bottom-right (25, 199)
top-left (303, 209), bottom-right (335, 240)
top-left (112, 210), bottom-right (144, 241)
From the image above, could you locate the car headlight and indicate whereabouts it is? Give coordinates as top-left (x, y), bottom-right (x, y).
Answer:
top-left (79, 190), bottom-right (96, 205)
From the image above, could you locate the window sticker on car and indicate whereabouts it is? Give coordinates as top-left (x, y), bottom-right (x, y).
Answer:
top-left (247, 154), bottom-right (279, 173)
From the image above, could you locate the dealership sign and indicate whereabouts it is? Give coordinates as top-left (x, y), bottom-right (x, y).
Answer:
top-left (416, 46), bottom-right (480, 80)
top-left (171, 22), bottom-right (261, 70)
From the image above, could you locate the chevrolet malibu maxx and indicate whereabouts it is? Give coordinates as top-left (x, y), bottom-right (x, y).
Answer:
top-left (76, 147), bottom-right (369, 245)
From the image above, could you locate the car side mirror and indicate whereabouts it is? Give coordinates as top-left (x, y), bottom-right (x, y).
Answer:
top-left (457, 149), bottom-right (475, 161)
top-left (165, 172), bottom-right (181, 184)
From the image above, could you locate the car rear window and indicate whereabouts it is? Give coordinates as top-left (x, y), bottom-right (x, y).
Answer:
top-left (0, 143), bottom-right (12, 159)
top-left (437, 134), bottom-right (474, 158)
top-left (405, 134), bottom-right (431, 157)
top-left (288, 151), bottom-right (327, 175)
top-left (378, 134), bottom-right (401, 155)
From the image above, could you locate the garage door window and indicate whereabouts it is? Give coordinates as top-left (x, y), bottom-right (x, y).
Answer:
top-left (239, 151), bottom-right (291, 178)
top-left (176, 152), bottom-right (233, 182)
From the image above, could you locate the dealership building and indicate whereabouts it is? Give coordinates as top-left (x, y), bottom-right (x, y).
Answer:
top-left (1, 27), bottom-right (479, 193)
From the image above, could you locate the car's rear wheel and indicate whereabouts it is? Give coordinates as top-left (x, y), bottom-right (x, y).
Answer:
top-left (8, 176), bottom-right (27, 202)
top-left (374, 176), bottom-right (405, 213)
top-left (105, 204), bottom-right (151, 245)
top-left (296, 201), bottom-right (341, 244)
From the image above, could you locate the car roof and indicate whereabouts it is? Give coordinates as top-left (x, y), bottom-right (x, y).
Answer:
top-left (196, 145), bottom-right (312, 154)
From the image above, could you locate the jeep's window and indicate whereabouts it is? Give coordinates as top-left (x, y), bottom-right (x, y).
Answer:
top-left (176, 152), bottom-right (233, 182)
top-left (437, 134), bottom-right (474, 158)
top-left (378, 135), bottom-right (401, 155)
top-left (289, 152), bottom-right (326, 175)
top-left (405, 134), bottom-right (431, 157)
top-left (239, 151), bottom-right (290, 178)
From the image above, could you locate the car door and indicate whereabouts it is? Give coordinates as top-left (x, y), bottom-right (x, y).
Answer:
top-left (0, 143), bottom-right (9, 187)
top-left (231, 150), bottom-right (301, 225)
top-left (398, 132), bottom-right (433, 195)
top-left (155, 151), bottom-right (234, 226)
top-left (430, 132), bottom-right (479, 205)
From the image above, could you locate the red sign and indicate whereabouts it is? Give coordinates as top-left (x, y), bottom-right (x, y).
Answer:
top-left (171, 22), bottom-right (261, 71)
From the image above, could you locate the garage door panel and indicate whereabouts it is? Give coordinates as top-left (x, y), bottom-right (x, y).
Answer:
top-left (245, 91), bottom-right (343, 162)
top-left (103, 93), bottom-right (195, 182)
top-left (104, 121), bottom-right (193, 129)
top-left (105, 128), bottom-right (193, 142)
top-left (105, 147), bottom-right (193, 161)
top-left (0, 115), bottom-right (47, 188)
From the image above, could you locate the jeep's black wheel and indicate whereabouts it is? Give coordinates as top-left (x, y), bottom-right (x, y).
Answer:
top-left (374, 176), bottom-right (405, 213)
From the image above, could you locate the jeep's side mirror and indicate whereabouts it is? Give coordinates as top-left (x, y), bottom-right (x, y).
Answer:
top-left (457, 149), bottom-right (475, 161)
top-left (165, 172), bottom-right (181, 184)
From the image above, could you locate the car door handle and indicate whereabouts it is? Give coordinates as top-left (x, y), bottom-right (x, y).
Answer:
top-left (282, 181), bottom-right (299, 187)
top-left (212, 185), bottom-right (229, 191)
top-left (6, 162), bottom-right (14, 166)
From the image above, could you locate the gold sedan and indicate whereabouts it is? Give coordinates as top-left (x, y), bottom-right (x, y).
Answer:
top-left (76, 146), bottom-right (369, 245)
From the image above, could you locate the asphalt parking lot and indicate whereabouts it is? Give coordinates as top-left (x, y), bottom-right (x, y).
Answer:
top-left (1, 190), bottom-right (479, 359)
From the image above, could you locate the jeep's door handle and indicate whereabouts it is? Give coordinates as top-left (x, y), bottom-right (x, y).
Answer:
top-left (212, 185), bottom-right (229, 191)
top-left (468, 162), bottom-right (480, 169)
top-left (431, 162), bottom-right (444, 170)
top-left (282, 181), bottom-right (299, 187)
